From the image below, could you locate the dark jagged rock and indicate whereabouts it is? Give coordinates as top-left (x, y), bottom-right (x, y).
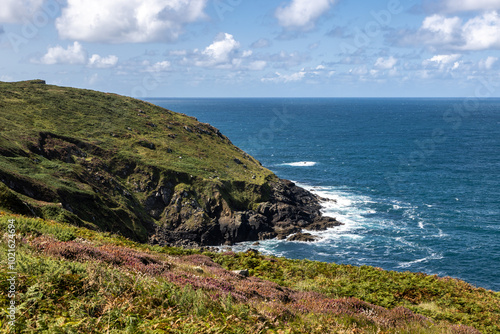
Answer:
top-left (287, 232), bottom-right (317, 242)
top-left (150, 178), bottom-right (342, 247)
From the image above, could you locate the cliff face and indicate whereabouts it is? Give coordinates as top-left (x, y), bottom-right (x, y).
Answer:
top-left (0, 80), bottom-right (340, 246)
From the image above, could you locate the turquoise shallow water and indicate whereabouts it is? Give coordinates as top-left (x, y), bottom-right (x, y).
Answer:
top-left (146, 98), bottom-right (500, 291)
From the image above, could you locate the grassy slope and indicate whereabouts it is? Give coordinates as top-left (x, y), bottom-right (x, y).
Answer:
top-left (1, 213), bottom-right (498, 333)
top-left (0, 80), bottom-right (270, 182)
top-left (0, 80), bottom-right (276, 242)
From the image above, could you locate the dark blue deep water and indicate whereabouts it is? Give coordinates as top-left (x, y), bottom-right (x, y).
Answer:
top-left (146, 98), bottom-right (500, 291)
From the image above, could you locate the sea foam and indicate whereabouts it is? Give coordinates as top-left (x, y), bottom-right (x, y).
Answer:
top-left (281, 161), bottom-right (317, 166)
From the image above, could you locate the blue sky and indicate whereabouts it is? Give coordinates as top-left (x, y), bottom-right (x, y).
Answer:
top-left (1, 0), bottom-right (500, 97)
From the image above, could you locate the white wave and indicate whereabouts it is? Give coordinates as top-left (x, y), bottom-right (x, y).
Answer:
top-left (281, 161), bottom-right (317, 167)
top-left (294, 182), bottom-right (381, 242)
top-left (225, 239), bottom-right (287, 257)
top-left (435, 228), bottom-right (447, 238)
top-left (398, 253), bottom-right (444, 268)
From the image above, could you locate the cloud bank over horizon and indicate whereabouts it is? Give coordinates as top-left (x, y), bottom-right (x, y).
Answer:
top-left (1, 0), bottom-right (499, 97)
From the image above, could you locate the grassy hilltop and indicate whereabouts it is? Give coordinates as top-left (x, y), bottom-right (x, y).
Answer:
top-left (0, 80), bottom-right (499, 333)
top-left (0, 80), bottom-right (275, 244)
top-left (0, 80), bottom-right (340, 247)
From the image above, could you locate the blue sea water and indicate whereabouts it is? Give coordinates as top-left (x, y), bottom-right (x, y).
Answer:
top-left (146, 98), bottom-right (500, 291)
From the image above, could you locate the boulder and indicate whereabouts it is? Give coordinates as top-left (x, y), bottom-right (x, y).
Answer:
top-left (287, 232), bottom-right (317, 242)
top-left (232, 269), bottom-right (249, 277)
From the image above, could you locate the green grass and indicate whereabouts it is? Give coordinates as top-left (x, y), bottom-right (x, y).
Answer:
top-left (0, 213), bottom-right (498, 333)
top-left (211, 251), bottom-right (500, 333)
top-left (0, 80), bottom-right (276, 241)
top-left (0, 80), bottom-right (272, 183)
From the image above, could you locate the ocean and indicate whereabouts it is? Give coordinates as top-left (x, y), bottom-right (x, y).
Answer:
top-left (145, 98), bottom-right (500, 292)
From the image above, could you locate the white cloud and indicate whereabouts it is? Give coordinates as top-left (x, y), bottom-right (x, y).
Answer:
top-left (37, 42), bottom-right (119, 68)
top-left (262, 70), bottom-right (306, 83)
top-left (242, 50), bottom-right (253, 57)
top-left (479, 56), bottom-right (498, 69)
top-left (39, 42), bottom-right (87, 65)
top-left (418, 11), bottom-right (500, 50)
top-left (444, 0), bottom-right (500, 12)
top-left (56, 0), bottom-right (208, 43)
top-left (275, 0), bottom-right (336, 30)
top-left (88, 54), bottom-right (118, 68)
top-left (421, 15), bottom-right (462, 44)
top-left (460, 11), bottom-right (500, 50)
top-left (425, 54), bottom-right (462, 71)
top-left (0, 0), bottom-right (44, 23)
top-left (248, 60), bottom-right (267, 71)
top-left (195, 33), bottom-right (241, 67)
top-left (145, 60), bottom-right (171, 72)
top-left (428, 54), bottom-right (462, 64)
top-left (375, 56), bottom-right (398, 69)
top-left (169, 33), bottom-right (267, 71)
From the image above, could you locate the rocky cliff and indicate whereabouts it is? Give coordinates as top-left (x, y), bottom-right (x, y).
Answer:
top-left (0, 80), bottom-right (340, 247)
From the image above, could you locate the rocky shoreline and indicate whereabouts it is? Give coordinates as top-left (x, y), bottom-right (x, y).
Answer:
top-left (150, 179), bottom-right (342, 247)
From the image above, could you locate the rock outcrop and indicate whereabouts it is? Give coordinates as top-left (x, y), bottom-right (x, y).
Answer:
top-left (287, 232), bottom-right (318, 242)
top-left (149, 178), bottom-right (341, 247)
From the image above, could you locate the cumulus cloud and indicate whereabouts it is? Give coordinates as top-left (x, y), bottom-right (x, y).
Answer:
top-left (421, 15), bottom-right (462, 44)
top-left (417, 11), bottom-right (500, 50)
top-left (460, 11), bottom-right (500, 50)
top-left (88, 54), bottom-right (119, 68)
top-left (145, 60), bottom-right (171, 72)
top-left (56, 0), bottom-right (208, 43)
top-left (424, 54), bottom-right (462, 71)
top-left (479, 56), bottom-right (498, 69)
top-left (0, 0), bottom-right (44, 23)
top-left (262, 70), bottom-right (306, 83)
top-left (39, 42), bottom-right (87, 65)
top-left (375, 56), bottom-right (398, 69)
top-left (275, 0), bottom-right (336, 30)
top-left (195, 33), bottom-right (240, 67)
top-left (427, 54), bottom-right (461, 64)
top-left (37, 42), bottom-right (119, 68)
top-left (248, 60), bottom-right (267, 71)
top-left (444, 0), bottom-right (500, 12)
top-left (176, 33), bottom-right (264, 71)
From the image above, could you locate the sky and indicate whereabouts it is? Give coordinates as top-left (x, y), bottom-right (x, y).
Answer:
top-left (1, 0), bottom-right (500, 97)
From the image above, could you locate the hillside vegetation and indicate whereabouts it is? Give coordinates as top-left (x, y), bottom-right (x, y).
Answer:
top-left (1, 213), bottom-right (499, 333)
top-left (0, 80), bottom-right (337, 247)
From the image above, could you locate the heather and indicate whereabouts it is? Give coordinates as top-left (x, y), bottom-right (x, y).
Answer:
top-left (1, 213), bottom-right (498, 333)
